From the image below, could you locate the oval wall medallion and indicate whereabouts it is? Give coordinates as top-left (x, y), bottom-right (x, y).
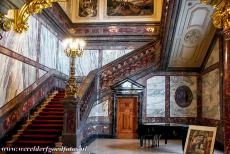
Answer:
top-left (175, 85), bottom-right (193, 108)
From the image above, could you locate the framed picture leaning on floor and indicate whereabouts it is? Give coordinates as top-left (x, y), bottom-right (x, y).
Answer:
top-left (184, 125), bottom-right (217, 154)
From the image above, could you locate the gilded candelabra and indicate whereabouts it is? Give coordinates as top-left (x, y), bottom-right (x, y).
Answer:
top-left (201, 0), bottom-right (230, 30)
top-left (63, 39), bottom-right (85, 98)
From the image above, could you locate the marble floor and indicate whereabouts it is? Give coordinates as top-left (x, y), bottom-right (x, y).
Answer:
top-left (85, 139), bottom-right (224, 154)
top-left (53, 139), bottom-right (224, 154)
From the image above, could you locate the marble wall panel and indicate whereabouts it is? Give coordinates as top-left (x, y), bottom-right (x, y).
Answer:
top-left (57, 41), bottom-right (69, 75)
top-left (146, 76), bottom-right (165, 117)
top-left (205, 38), bottom-right (219, 68)
top-left (170, 76), bottom-right (197, 117)
top-left (75, 50), bottom-right (99, 76)
top-left (0, 16), bottom-right (39, 61)
top-left (202, 69), bottom-right (220, 120)
top-left (88, 100), bottom-right (109, 117)
top-left (102, 50), bottom-right (131, 66)
top-left (0, 53), bottom-right (36, 108)
top-left (40, 25), bottom-right (58, 69)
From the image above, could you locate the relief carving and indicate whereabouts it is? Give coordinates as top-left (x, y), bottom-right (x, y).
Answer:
top-left (184, 29), bottom-right (202, 46)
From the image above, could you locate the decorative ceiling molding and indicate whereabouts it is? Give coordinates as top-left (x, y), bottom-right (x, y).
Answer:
top-left (69, 24), bottom-right (160, 37)
top-left (160, 0), bottom-right (182, 70)
top-left (168, 0), bottom-right (216, 68)
top-left (42, 3), bottom-right (161, 39)
top-left (84, 41), bottom-right (149, 50)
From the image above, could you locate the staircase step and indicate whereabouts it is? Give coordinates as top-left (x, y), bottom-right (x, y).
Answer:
top-left (32, 120), bottom-right (63, 124)
top-left (51, 98), bottom-right (63, 101)
top-left (39, 111), bottom-right (64, 115)
top-left (45, 104), bottom-right (64, 107)
top-left (23, 129), bottom-right (62, 134)
top-left (49, 101), bottom-right (63, 104)
top-left (29, 124), bottom-right (63, 129)
top-left (14, 140), bottom-right (55, 146)
top-left (55, 96), bottom-right (65, 98)
top-left (19, 134), bottom-right (58, 139)
top-left (43, 108), bottom-right (64, 111)
top-left (36, 115), bottom-right (63, 120)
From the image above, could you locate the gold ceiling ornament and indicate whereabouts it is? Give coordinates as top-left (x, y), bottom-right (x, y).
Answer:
top-left (0, 13), bottom-right (12, 31)
top-left (201, 0), bottom-right (230, 30)
top-left (14, 0), bottom-right (66, 33)
top-left (62, 38), bottom-right (86, 98)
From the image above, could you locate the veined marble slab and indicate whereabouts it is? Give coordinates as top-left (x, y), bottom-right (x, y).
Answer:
top-left (146, 76), bottom-right (165, 117)
top-left (205, 38), bottom-right (219, 68)
top-left (202, 69), bottom-right (220, 120)
top-left (102, 50), bottom-right (132, 66)
top-left (40, 25), bottom-right (58, 69)
top-left (170, 76), bottom-right (197, 117)
top-left (56, 41), bottom-right (69, 75)
top-left (0, 16), bottom-right (39, 61)
top-left (0, 53), bottom-right (36, 108)
top-left (75, 50), bottom-right (99, 76)
top-left (88, 100), bottom-right (109, 117)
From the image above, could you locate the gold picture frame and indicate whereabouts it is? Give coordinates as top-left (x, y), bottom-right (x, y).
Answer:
top-left (184, 125), bottom-right (217, 154)
top-left (72, 0), bottom-right (162, 23)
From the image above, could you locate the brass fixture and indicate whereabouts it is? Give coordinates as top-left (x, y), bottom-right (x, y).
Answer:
top-left (63, 38), bottom-right (86, 98)
top-left (145, 26), bottom-right (155, 33)
top-left (201, 0), bottom-right (230, 30)
top-left (0, 0), bottom-right (66, 33)
top-left (0, 13), bottom-right (12, 31)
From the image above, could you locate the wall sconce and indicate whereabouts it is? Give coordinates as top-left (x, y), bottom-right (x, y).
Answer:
top-left (145, 26), bottom-right (155, 33)
top-left (62, 38), bottom-right (86, 98)
top-left (108, 26), bottom-right (119, 33)
top-left (201, 0), bottom-right (230, 31)
top-left (0, 0), bottom-right (66, 33)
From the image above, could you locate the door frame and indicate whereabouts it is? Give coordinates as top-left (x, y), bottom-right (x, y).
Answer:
top-left (111, 78), bottom-right (145, 138)
top-left (113, 93), bottom-right (143, 138)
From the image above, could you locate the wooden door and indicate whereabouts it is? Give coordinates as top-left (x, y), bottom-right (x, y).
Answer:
top-left (117, 97), bottom-right (138, 139)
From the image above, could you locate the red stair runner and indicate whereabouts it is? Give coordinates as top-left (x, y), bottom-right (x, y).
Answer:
top-left (13, 91), bottom-right (65, 147)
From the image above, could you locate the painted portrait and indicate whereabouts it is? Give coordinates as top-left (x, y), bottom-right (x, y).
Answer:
top-left (184, 125), bottom-right (217, 154)
top-left (79, 0), bottom-right (98, 17)
top-left (107, 0), bottom-right (154, 16)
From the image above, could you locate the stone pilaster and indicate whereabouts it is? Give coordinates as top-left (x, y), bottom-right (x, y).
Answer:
top-left (61, 97), bottom-right (81, 147)
top-left (223, 29), bottom-right (230, 154)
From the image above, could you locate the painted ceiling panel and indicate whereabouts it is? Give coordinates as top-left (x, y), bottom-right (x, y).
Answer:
top-left (169, 0), bottom-right (215, 68)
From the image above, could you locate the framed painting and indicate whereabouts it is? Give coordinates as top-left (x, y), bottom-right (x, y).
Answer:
top-left (78, 0), bottom-right (98, 17)
top-left (73, 0), bottom-right (162, 23)
top-left (107, 0), bottom-right (154, 16)
top-left (184, 125), bottom-right (217, 154)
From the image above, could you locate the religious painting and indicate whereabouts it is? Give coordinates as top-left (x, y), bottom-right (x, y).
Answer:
top-left (184, 125), bottom-right (217, 154)
top-left (107, 0), bottom-right (154, 16)
top-left (78, 0), bottom-right (98, 17)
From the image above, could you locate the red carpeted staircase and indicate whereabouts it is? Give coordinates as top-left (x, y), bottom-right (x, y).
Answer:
top-left (10, 91), bottom-right (65, 147)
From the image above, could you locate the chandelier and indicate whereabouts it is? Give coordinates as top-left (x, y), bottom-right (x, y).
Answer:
top-left (63, 38), bottom-right (86, 98)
